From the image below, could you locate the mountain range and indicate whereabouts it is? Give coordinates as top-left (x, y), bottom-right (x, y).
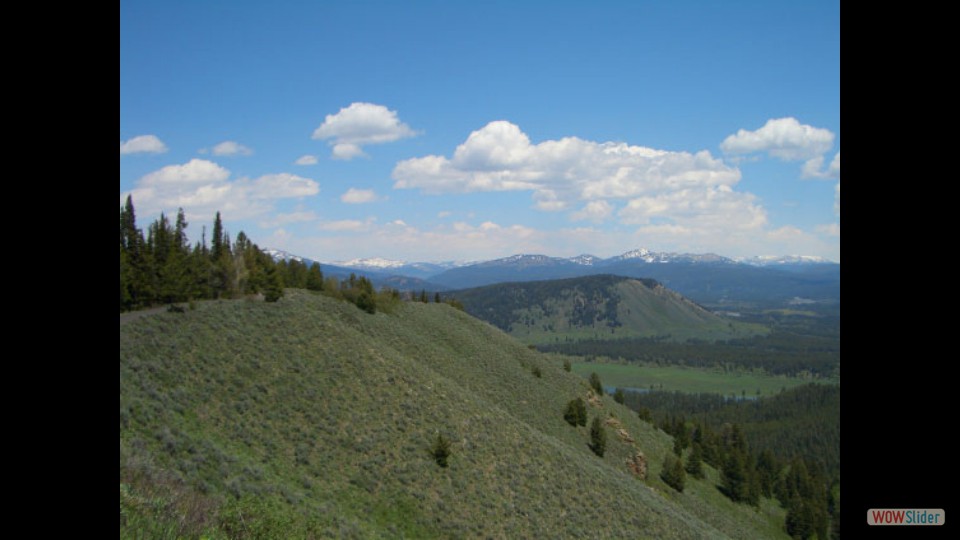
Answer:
top-left (266, 248), bottom-right (840, 307)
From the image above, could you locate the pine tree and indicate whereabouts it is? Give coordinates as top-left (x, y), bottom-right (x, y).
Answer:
top-left (661, 453), bottom-right (686, 492)
top-left (211, 211), bottom-right (225, 261)
top-left (588, 417), bottom-right (606, 457)
top-left (263, 263), bottom-right (284, 302)
top-left (722, 451), bottom-right (749, 503)
top-left (685, 443), bottom-right (705, 479)
top-left (756, 449), bottom-right (779, 498)
top-left (119, 195), bottom-right (152, 309)
top-left (613, 388), bottom-right (625, 404)
top-left (785, 496), bottom-right (814, 540)
top-left (306, 262), bottom-right (324, 291)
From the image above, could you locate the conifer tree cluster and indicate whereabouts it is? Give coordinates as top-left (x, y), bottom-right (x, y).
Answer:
top-left (655, 415), bottom-right (836, 538)
top-left (120, 196), bottom-right (283, 311)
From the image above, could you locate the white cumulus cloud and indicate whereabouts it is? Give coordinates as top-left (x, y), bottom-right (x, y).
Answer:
top-left (393, 120), bottom-right (742, 226)
top-left (252, 173), bottom-right (319, 198)
top-left (618, 186), bottom-right (767, 231)
top-left (829, 150), bottom-right (840, 177)
top-left (123, 159), bottom-right (319, 223)
top-left (341, 188), bottom-right (378, 204)
top-left (120, 134), bottom-right (168, 155)
top-left (312, 102), bottom-right (417, 160)
top-left (211, 140), bottom-right (253, 156)
top-left (295, 154), bottom-right (318, 166)
top-left (721, 117), bottom-right (835, 161)
top-left (140, 159), bottom-right (231, 186)
top-left (801, 149), bottom-right (841, 179)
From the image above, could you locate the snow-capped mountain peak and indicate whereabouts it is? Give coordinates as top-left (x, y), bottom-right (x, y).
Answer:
top-left (613, 248), bottom-right (656, 263)
top-left (336, 257), bottom-right (408, 270)
top-left (568, 254), bottom-right (600, 266)
top-left (263, 248), bottom-right (304, 263)
top-left (737, 255), bottom-right (833, 266)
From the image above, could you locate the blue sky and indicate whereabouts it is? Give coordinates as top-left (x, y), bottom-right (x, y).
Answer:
top-left (120, 0), bottom-right (840, 263)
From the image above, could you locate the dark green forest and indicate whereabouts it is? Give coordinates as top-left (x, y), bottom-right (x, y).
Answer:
top-left (542, 331), bottom-right (840, 377)
top-left (626, 384), bottom-right (840, 539)
top-left (120, 195), bottom-right (287, 310)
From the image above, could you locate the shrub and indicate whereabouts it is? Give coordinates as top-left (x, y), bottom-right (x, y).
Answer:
top-left (431, 433), bottom-right (452, 468)
top-left (563, 398), bottom-right (587, 427)
top-left (589, 372), bottom-right (603, 394)
top-left (532, 366), bottom-right (542, 378)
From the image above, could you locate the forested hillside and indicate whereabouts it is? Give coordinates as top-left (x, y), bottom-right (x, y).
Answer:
top-left (450, 275), bottom-right (765, 345)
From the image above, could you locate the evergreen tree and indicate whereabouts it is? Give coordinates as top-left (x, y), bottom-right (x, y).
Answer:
top-left (685, 443), bottom-right (705, 479)
top-left (613, 388), bottom-right (625, 404)
top-left (785, 496), bottom-right (814, 540)
top-left (721, 451), bottom-right (749, 503)
top-left (588, 417), bottom-right (606, 457)
top-left (673, 416), bottom-right (690, 450)
top-left (434, 292), bottom-right (441, 303)
top-left (756, 449), bottom-right (779, 498)
top-left (306, 262), bottom-right (324, 291)
top-left (563, 398), bottom-right (587, 427)
top-left (119, 195), bottom-right (152, 309)
top-left (120, 244), bottom-right (133, 310)
top-left (637, 407), bottom-right (652, 423)
top-left (589, 372), bottom-right (603, 394)
top-left (211, 211), bottom-right (225, 261)
top-left (661, 453), bottom-right (686, 492)
top-left (563, 359), bottom-right (572, 372)
top-left (263, 263), bottom-right (284, 302)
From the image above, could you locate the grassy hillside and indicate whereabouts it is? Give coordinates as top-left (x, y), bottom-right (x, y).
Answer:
top-left (120, 290), bottom-right (788, 538)
top-left (450, 275), bottom-right (766, 345)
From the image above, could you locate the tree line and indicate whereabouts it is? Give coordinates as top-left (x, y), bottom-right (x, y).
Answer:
top-left (540, 332), bottom-right (840, 377)
top-left (120, 196), bottom-right (467, 315)
top-left (120, 196), bottom-right (284, 311)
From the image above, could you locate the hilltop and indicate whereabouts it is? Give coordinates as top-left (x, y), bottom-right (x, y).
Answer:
top-left (449, 274), bottom-right (767, 345)
top-left (120, 290), bottom-right (788, 538)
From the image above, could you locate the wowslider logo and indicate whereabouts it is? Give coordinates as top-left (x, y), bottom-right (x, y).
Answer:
top-left (867, 508), bottom-right (944, 526)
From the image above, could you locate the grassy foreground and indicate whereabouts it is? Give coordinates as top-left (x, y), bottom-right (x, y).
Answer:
top-left (120, 289), bottom-right (787, 538)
